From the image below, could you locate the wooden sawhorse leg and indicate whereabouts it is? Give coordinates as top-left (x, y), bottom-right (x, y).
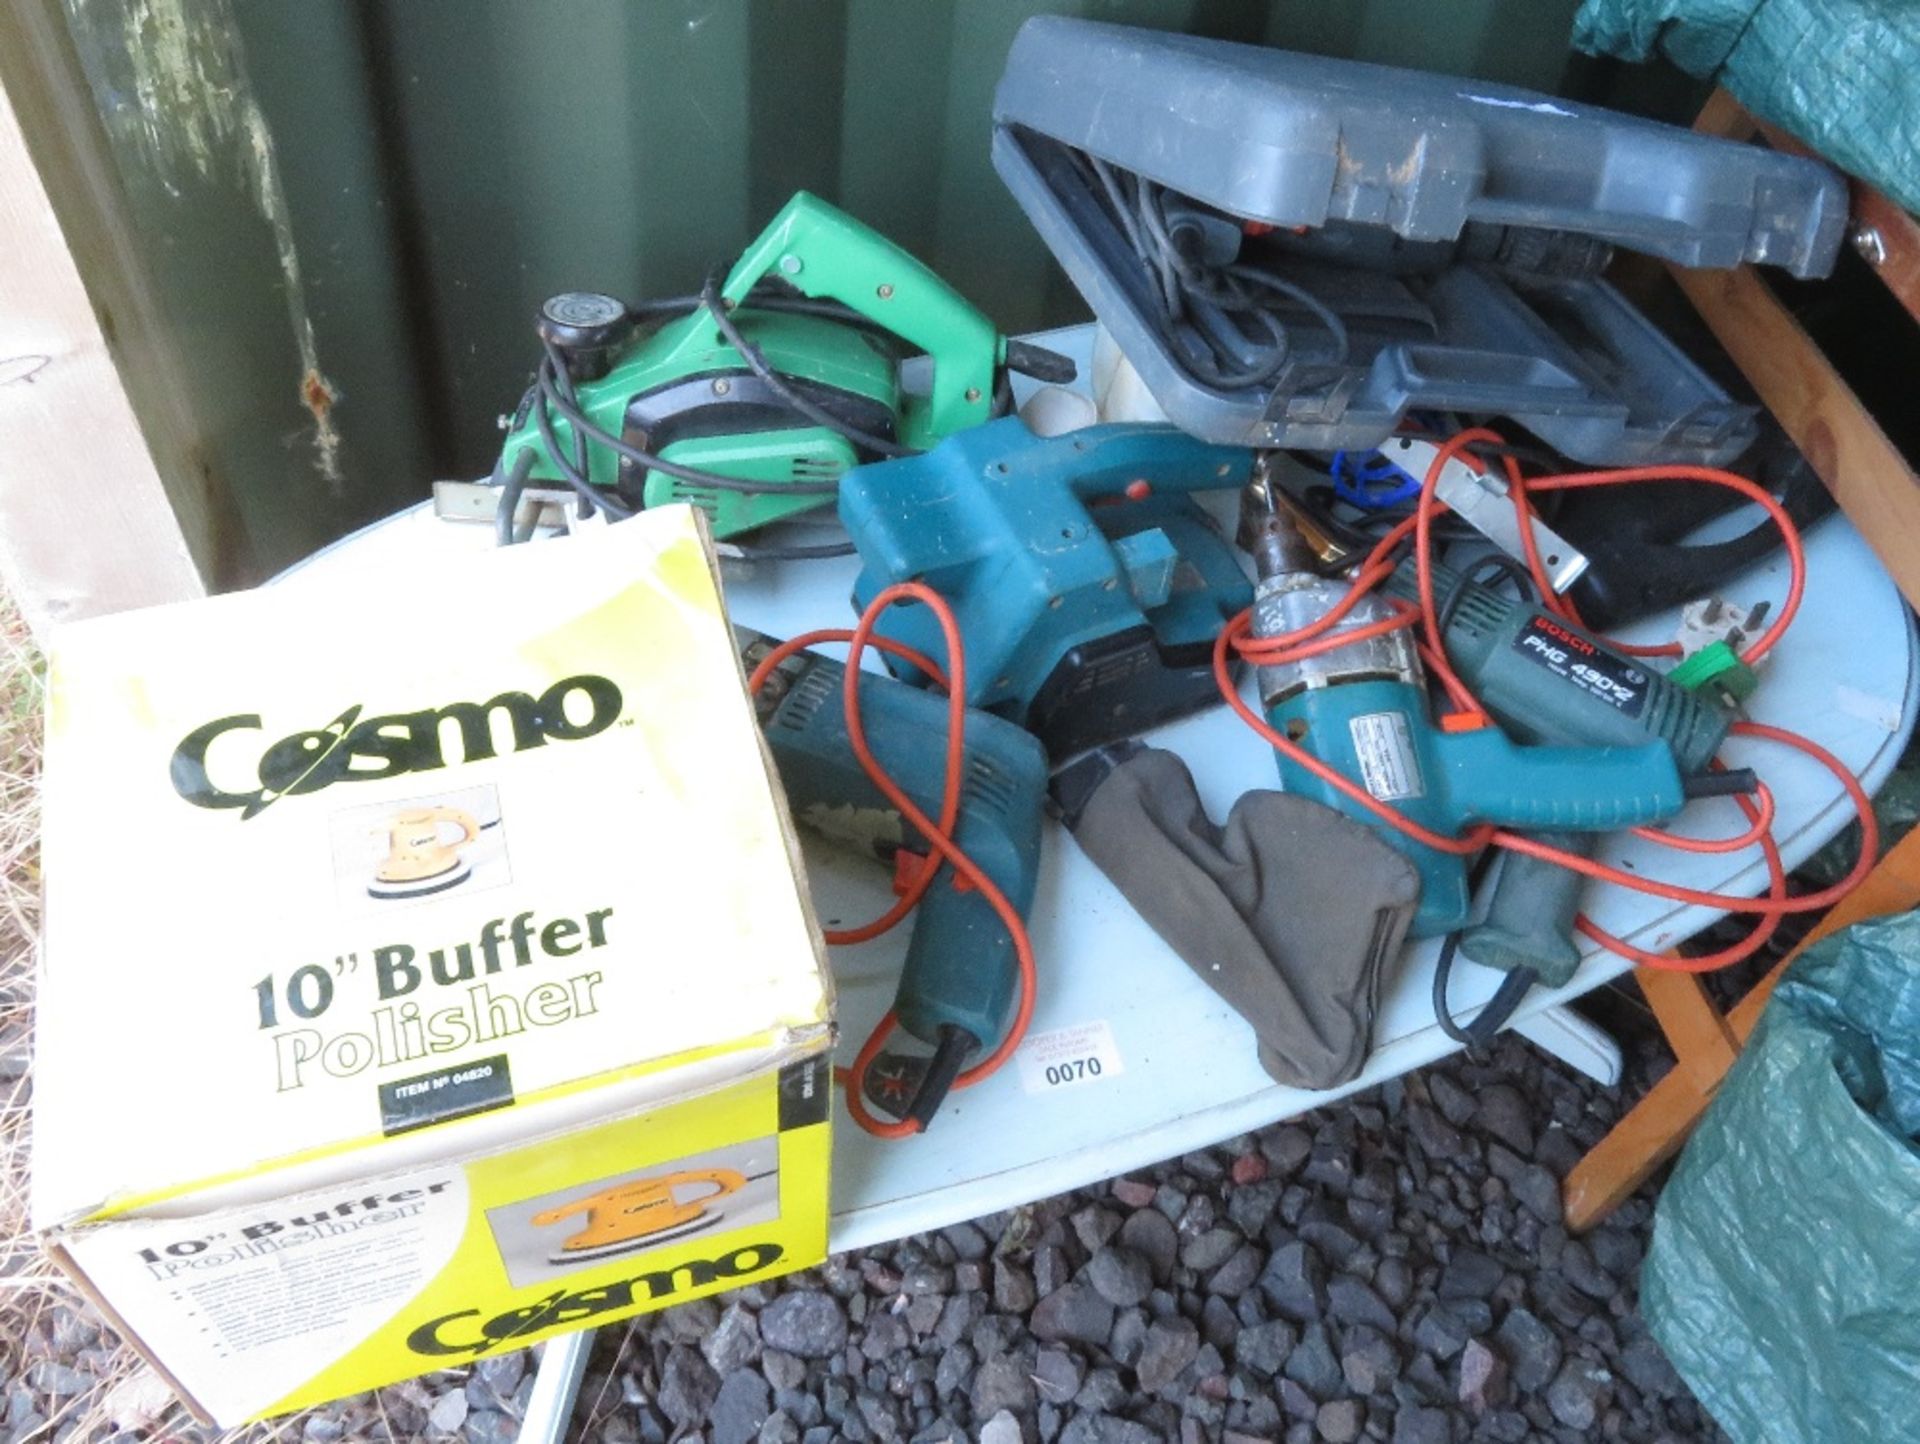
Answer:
top-left (1564, 825), bottom-right (1920, 1230)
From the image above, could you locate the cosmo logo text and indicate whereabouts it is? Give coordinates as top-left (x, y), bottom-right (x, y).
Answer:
top-left (169, 677), bottom-right (623, 818)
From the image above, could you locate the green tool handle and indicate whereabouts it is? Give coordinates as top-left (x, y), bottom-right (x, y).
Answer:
top-left (1460, 831), bottom-right (1588, 988)
top-left (723, 192), bottom-right (1000, 446)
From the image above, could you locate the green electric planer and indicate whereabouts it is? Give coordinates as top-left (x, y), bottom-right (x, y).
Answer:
top-left (495, 191), bottom-right (1070, 544)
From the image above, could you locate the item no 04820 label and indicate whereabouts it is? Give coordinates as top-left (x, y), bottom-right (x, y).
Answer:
top-left (1510, 616), bottom-right (1647, 717)
top-left (1018, 1020), bottom-right (1124, 1095)
top-left (1349, 711), bottom-right (1426, 801)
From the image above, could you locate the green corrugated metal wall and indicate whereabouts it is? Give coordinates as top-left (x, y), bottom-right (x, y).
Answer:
top-left (56, 0), bottom-right (1629, 585)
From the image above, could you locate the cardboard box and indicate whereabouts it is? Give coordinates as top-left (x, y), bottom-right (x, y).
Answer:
top-left (32, 508), bottom-right (834, 1425)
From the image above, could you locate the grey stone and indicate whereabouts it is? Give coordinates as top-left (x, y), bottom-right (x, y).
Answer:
top-left (1338, 1325), bottom-right (1400, 1395)
top-left (1301, 1143), bottom-right (1354, 1195)
top-left (759, 1347), bottom-right (805, 1395)
top-left (1437, 1248), bottom-right (1503, 1301)
top-left (907, 1293), bottom-right (944, 1337)
top-left (1427, 1072), bottom-right (1476, 1126)
top-left (706, 1303), bottom-right (764, 1374)
top-left (1282, 1322), bottom-right (1343, 1401)
top-left (1277, 1377), bottom-right (1319, 1421)
top-left (934, 1342), bottom-right (974, 1399)
top-left (1374, 1256), bottom-right (1412, 1309)
top-left (979, 1410), bottom-right (1023, 1444)
top-left (1034, 1347), bottom-right (1083, 1404)
top-left (1390, 1404), bottom-right (1449, 1444)
top-left (1076, 1368), bottom-right (1128, 1414)
top-left (1327, 1275), bottom-right (1397, 1333)
top-left (759, 1412), bottom-right (801, 1444)
top-left (1261, 1125), bottom-right (1314, 1176)
top-left (1260, 1239), bottom-right (1327, 1322)
top-left (760, 1293), bottom-right (849, 1359)
top-left (1136, 1318), bottom-right (1200, 1393)
top-left (1511, 1164), bottom-right (1563, 1225)
top-left (658, 1347), bottom-right (721, 1430)
top-left (902, 1265), bottom-right (954, 1296)
top-left (1030, 1283), bottom-right (1115, 1347)
top-left (426, 1390), bottom-right (467, 1435)
top-left (971, 1353), bottom-right (1035, 1417)
top-left (1545, 1359), bottom-right (1613, 1431)
top-left (1206, 1243), bottom-right (1264, 1299)
top-left (1119, 1207), bottom-right (1180, 1283)
top-left (1411, 1304), bottom-right (1470, 1360)
top-left (1085, 1246), bottom-right (1153, 1308)
top-left (1479, 1410), bottom-right (1529, 1443)
top-left (1034, 1245), bottom-right (1073, 1296)
top-left (1072, 1205), bottom-right (1124, 1253)
top-left (474, 1349), bottom-right (528, 1403)
top-left (1227, 1180), bottom-right (1285, 1238)
top-left (1532, 1272), bottom-right (1592, 1330)
top-left (1060, 1415), bottom-right (1159, 1444)
top-left (1617, 1336), bottom-right (1683, 1400)
top-left (1181, 1227), bottom-right (1241, 1274)
top-left (1495, 1306), bottom-right (1562, 1393)
top-left (1407, 1103), bottom-right (1465, 1160)
top-left (464, 1411), bottom-right (516, 1444)
top-left (1559, 1240), bottom-right (1617, 1301)
top-left (994, 1259), bottom-right (1038, 1314)
top-left (1235, 1318), bottom-right (1297, 1378)
top-left (1458, 1337), bottom-right (1507, 1413)
top-left (665, 1296), bottom-right (722, 1343)
top-left (1109, 1307), bottom-right (1148, 1366)
top-left (1474, 1085), bottom-right (1534, 1155)
top-left (943, 1221), bottom-right (991, 1261)
top-left (862, 1311), bottom-right (912, 1360)
top-left (1298, 1219), bottom-right (1362, 1267)
top-left (712, 1370), bottom-right (774, 1444)
top-left (1201, 1294), bottom-right (1240, 1349)
top-left (1588, 1227), bottom-right (1643, 1280)
top-left (1315, 1399), bottom-right (1363, 1444)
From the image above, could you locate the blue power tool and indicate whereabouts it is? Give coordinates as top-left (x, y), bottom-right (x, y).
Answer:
top-left (738, 626), bottom-right (1048, 1128)
top-left (1245, 501), bottom-right (1688, 939)
top-left (838, 417), bottom-right (1254, 759)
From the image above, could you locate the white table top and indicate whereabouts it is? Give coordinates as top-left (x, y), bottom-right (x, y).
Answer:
top-left (285, 334), bottom-right (1917, 1255)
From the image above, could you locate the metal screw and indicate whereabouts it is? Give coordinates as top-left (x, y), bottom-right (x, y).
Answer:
top-left (876, 283), bottom-right (894, 300)
top-left (712, 378), bottom-right (731, 396)
top-left (779, 253), bottom-right (804, 275)
top-left (965, 387), bottom-right (982, 403)
top-left (1853, 225), bottom-right (1887, 267)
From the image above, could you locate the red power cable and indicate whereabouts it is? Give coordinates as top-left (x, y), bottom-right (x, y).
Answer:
top-left (1222, 431), bottom-right (1878, 972)
top-left (748, 585), bottom-right (1038, 1139)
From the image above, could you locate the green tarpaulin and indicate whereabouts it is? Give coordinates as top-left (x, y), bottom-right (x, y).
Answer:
top-left (1642, 911), bottom-right (1920, 1443)
top-left (1574, 0), bottom-right (1920, 213)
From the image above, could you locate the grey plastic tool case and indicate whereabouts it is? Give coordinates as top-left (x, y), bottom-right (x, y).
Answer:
top-left (992, 17), bottom-right (1847, 463)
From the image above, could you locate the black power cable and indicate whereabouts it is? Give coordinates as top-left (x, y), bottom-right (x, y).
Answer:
top-left (1079, 150), bottom-right (1348, 395)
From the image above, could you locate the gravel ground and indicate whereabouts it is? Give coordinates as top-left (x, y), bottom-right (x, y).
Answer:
top-left (0, 591), bottom-right (1726, 1444)
top-left (2, 1015), bottom-right (1723, 1444)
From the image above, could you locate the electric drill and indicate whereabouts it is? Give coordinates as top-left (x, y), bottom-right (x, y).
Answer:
top-left (1384, 560), bottom-right (1736, 985)
top-left (737, 626), bottom-right (1049, 1127)
top-left (1247, 503), bottom-right (1689, 940)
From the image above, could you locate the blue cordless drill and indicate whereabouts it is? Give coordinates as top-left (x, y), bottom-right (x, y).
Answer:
top-left (737, 626), bottom-right (1048, 1127)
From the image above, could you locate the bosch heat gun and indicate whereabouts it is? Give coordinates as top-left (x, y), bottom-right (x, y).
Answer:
top-left (738, 626), bottom-right (1048, 1128)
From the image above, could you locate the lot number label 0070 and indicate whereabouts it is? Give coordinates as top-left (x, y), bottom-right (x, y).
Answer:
top-left (1018, 1020), bottom-right (1125, 1096)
